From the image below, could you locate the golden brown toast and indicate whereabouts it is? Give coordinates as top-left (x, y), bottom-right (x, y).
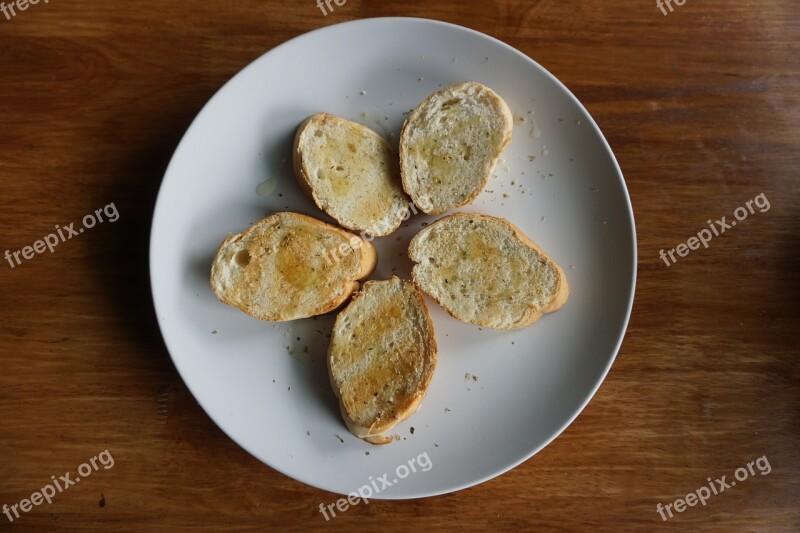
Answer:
top-left (400, 82), bottom-right (513, 215)
top-left (211, 212), bottom-right (376, 321)
top-left (328, 277), bottom-right (437, 444)
top-left (409, 213), bottom-right (568, 330)
top-left (294, 113), bottom-right (410, 236)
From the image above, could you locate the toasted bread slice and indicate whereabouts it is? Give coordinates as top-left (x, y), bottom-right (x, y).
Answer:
top-left (294, 113), bottom-right (409, 237)
top-left (409, 213), bottom-right (568, 330)
top-left (328, 277), bottom-right (437, 445)
top-left (211, 212), bottom-right (376, 321)
top-left (399, 82), bottom-right (513, 215)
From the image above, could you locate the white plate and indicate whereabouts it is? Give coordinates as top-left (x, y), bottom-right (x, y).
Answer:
top-left (150, 17), bottom-right (636, 499)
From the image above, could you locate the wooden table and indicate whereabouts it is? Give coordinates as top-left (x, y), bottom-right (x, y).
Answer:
top-left (1, 0), bottom-right (798, 530)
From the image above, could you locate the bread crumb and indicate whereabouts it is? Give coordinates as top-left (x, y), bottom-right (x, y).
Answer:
top-left (528, 156), bottom-right (536, 162)
top-left (336, 434), bottom-right (344, 443)
top-left (445, 407), bottom-right (451, 413)
top-left (418, 77), bottom-right (424, 81)
top-left (472, 375), bottom-right (478, 382)
top-left (307, 431), bottom-right (311, 436)
top-left (410, 427), bottom-right (415, 434)
top-left (465, 373), bottom-right (471, 381)
top-left (360, 90), bottom-right (367, 96)
top-left (211, 330), bottom-right (217, 335)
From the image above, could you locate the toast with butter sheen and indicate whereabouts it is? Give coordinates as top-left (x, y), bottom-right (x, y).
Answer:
top-left (400, 82), bottom-right (513, 215)
top-left (294, 113), bottom-right (410, 236)
top-left (409, 213), bottom-right (568, 330)
top-left (328, 277), bottom-right (437, 444)
top-left (211, 212), bottom-right (376, 322)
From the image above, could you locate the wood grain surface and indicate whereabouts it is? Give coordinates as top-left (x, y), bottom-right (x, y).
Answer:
top-left (1, 0), bottom-right (798, 531)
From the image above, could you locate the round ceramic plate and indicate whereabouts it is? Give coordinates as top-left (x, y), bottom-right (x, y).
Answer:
top-left (150, 17), bottom-right (636, 499)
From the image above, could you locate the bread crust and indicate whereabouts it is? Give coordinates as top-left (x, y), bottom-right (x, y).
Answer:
top-left (399, 82), bottom-right (514, 215)
top-left (293, 116), bottom-right (320, 207)
top-left (409, 213), bottom-right (569, 330)
top-left (210, 212), bottom-right (376, 321)
top-left (327, 277), bottom-right (437, 445)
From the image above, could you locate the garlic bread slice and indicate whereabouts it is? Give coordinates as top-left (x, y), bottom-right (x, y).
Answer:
top-left (211, 212), bottom-right (376, 321)
top-left (328, 277), bottom-right (437, 444)
top-left (294, 113), bottom-right (409, 236)
top-left (409, 213), bottom-right (568, 330)
top-left (400, 82), bottom-right (513, 215)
